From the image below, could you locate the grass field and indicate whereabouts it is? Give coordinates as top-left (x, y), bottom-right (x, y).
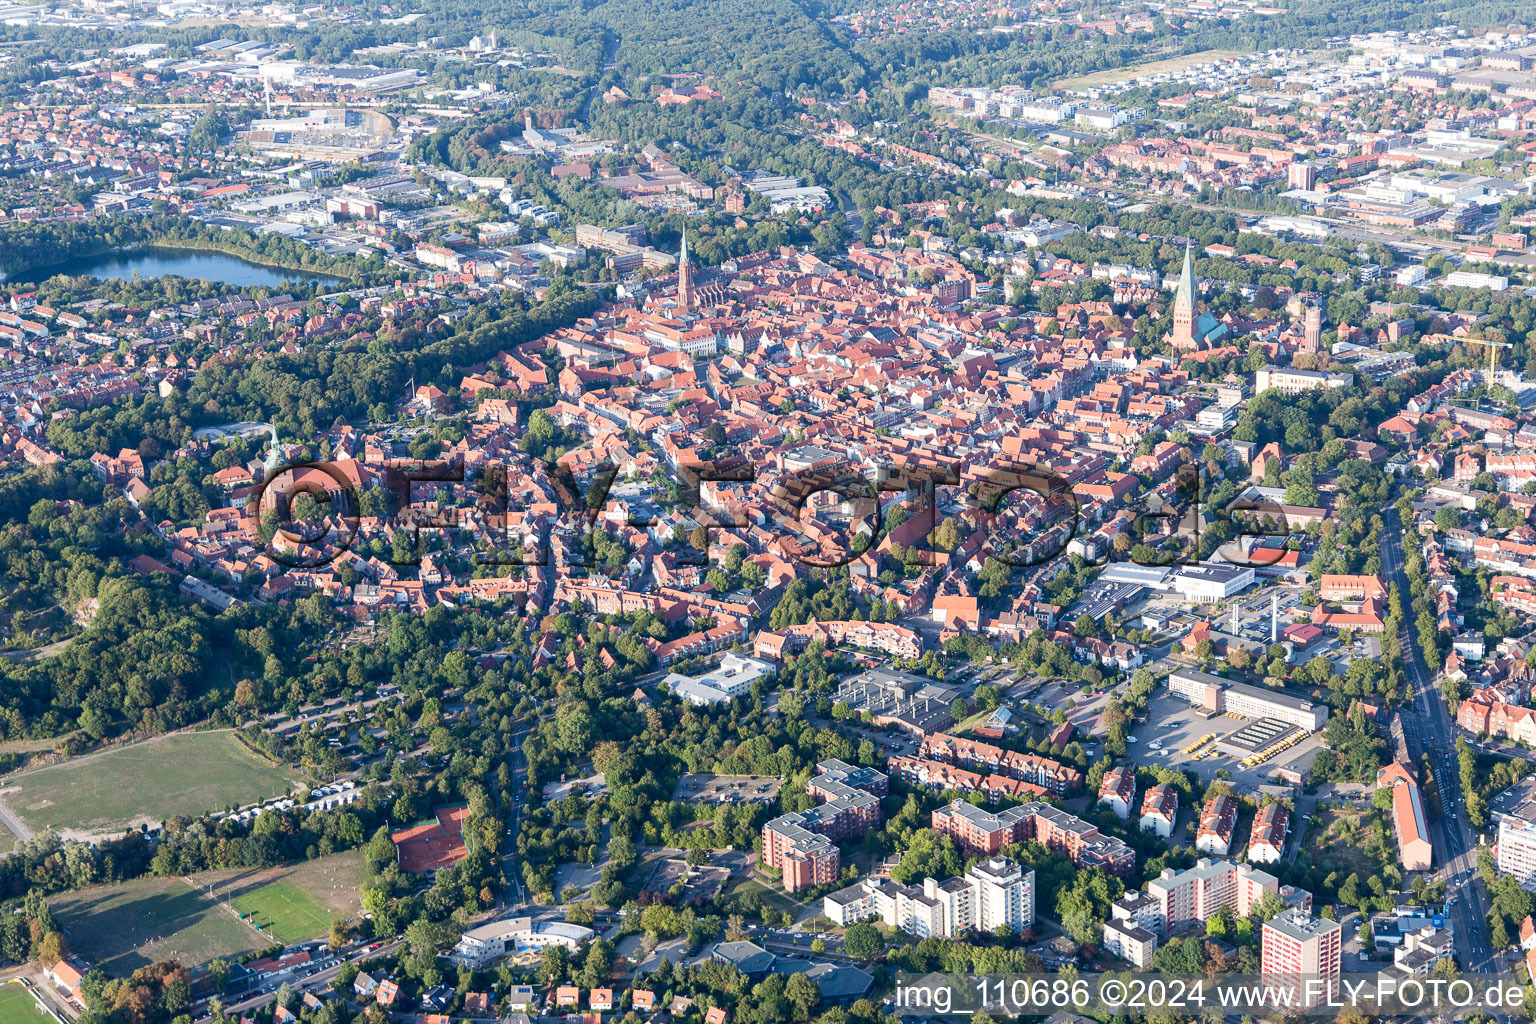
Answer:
top-left (0, 731), bottom-right (303, 840)
top-left (229, 882), bottom-right (332, 944)
top-left (198, 851), bottom-right (366, 945)
top-left (51, 851), bottom-right (365, 972)
top-left (1054, 49), bottom-right (1246, 90)
top-left (51, 877), bottom-right (264, 974)
top-left (0, 983), bottom-right (51, 1024)
top-left (730, 878), bottom-right (802, 918)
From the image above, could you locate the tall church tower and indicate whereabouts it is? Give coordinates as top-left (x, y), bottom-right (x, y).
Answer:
top-left (1171, 242), bottom-right (1196, 351)
top-left (677, 233), bottom-right (695, 309)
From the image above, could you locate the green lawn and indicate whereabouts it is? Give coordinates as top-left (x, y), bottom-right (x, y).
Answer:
top-left (730, 878), bottom-right (802, 917)
top-left (51, 877), bottom-right (265, 974)
top-left (229, 882), bottom-right (332, 944)
top-left (1, 731), bottom-right (303, 840)
top-left (0, 984), bottom-right (50, 1024)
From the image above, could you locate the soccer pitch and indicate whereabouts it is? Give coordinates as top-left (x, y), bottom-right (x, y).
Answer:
top-left (228, 882), bottom-right (333, 944)
top-left (0, 983), bottom-right (51, 1024)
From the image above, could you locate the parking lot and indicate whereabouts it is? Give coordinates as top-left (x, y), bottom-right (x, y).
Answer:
top-left (1125, 692), bottom-right (1326, 789)
top-left (673, 773), bottom-right (783, 804)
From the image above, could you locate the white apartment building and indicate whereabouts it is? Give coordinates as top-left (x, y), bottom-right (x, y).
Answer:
top-left (969, 856), bottom-right (1034, 933)
top-left (1104, 891), bottom-right (1162, 967)
top-left (1098, 765), bottom-right (1137, 820)
top-left (1139, 783), bottom-right (1178, 838)
top-left (823, 857), bottom-right (1033, 937)
top-left (1497, 813), bottom-right (1536, 887)
top-left (1103, 918), bottom-right (1158, 968)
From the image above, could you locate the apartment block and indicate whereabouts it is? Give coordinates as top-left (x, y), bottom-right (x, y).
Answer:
top-left (1102, 918), bottom-right (1158, 968)
top-left (1144, 858), bottom-right (1310, 936)
top-left (1261, 910), bottom-right (1341, 1007)
top-left (1196, 794), bottom-right (1238, 855)
top-left (822, 856), bottom-right (1034, 938)
top-left (918, 733), bottom-right (1083, 795)
top-left (761, 759), bottom-right (887, 893)
top-left (931, 800), bottom-right (1134, 876)
top-left (1098, 765), bottom-right (1137, 819)
top-left (1139, 782), bottom-right (1178, 838)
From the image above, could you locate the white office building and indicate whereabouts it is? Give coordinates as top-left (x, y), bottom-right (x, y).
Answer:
top-left (1445, 270), bottom-right (1510, 292)
top-left (448, 917), bottom-right (594, 968)
top-left (664, 653), bottom-right (773, 706)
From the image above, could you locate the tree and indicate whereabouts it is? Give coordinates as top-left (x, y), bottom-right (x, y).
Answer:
top-left (785, 972), bottom-right (821, 1018)
top-left (841, 922), bottom-right (883, 962)
top-left (36, 931), bottom-right (65, 967)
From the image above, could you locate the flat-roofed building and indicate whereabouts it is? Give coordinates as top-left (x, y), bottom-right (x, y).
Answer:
top-left (449, 917), bottom-right (595, 967)
top-left (762, 760), bottom-right (887, 893)
top-left (1262, 910), bottom-right (1341, 1007)
top-left (1167, 668), bottom-right (1329, 732)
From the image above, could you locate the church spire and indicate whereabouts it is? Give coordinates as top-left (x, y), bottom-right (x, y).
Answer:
top-left (677, 232), bottom-right (695, 309)
top-left (1171, 241), bottom-right (1197, 351)
top-left (1175, 241), bottom-right (1194, 313)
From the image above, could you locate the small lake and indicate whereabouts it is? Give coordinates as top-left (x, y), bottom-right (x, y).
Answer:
top-left (10, 248), bottom-right (344, 288)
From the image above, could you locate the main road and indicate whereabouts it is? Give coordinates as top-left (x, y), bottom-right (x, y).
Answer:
top-left (1380, 521), bottom-right (1499, 972)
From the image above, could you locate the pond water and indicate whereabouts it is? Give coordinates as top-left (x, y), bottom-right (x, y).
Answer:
top-left (11, 248), bottom-right (343, 287)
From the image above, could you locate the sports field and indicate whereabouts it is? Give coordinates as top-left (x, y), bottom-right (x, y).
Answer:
top-left (51, 877), bottom-right (264, 974)
top-left (51, 851), bottom-right (365, 971)
top-left (0, 731), bottom-right (303, 841)
top-left (1054, 49), bottom-right (1246, 90)
top-left (200, 851), bottom-right (366, 944)
top-left (0, 983), bottom-right (52, 1024)
top-left (229, 882), bottom-right (332, 944)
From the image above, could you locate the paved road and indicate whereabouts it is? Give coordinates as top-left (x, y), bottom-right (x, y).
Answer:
top-left (194, 939), bottom-right (406, 1022)
top-left (1381, 522), bottom-right (1498, 972)
top-left (500, 724), bottom-right (532, 906)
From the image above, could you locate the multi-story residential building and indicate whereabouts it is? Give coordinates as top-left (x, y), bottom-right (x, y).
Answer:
top-left (1196, 794), bottom-right (1238, 856)
top-left (1098, 766), bottom-right (1137, 820)
top-left (1496, 806), bottom-right (1536, 887)
top-left (1144, 858), bottom-right (1310, 936)
top-left (754, 619), bottom-right (922, 660)
top-left (1139, 783), bottom-right (1179, 838)
top-left (968, 856), bottom-right (1034, 934)
top-left (917, 733), bottom-right (1083, 795)
top-left (1261, 910), bottom-right (1341, 1007)
top-left (931, 800), bottom-right (1134, 876)
top-left (761, 760), bottom-right (888, 893)
top-left (1247, 804), bottom-right (1290, 864)
top-left (1458, 690), bottom-right (1536, 743)
top-left (822, 857), bottom-right (1033, 938)
top-left (1102, 918), bottom-right (1158, 968)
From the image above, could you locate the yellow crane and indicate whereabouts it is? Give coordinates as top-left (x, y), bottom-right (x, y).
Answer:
top-left (1464, 336), bottom-right (1513, 379)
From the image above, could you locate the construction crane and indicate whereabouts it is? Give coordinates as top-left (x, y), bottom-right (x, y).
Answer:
top-left (1464, 336), bottom-right (1513, 379)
